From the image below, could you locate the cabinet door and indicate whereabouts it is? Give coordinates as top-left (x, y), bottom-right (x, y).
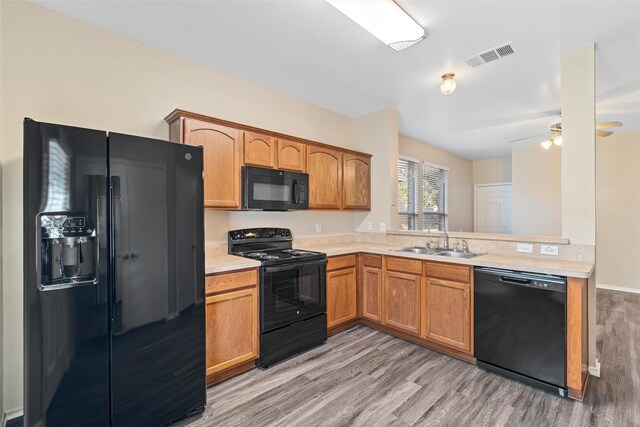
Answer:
top-left (277, 139), bottom-right (306, 172)
top-left (327, 267), bottom-right (357, 328)
top-left (384, 271), bottom-right (422, 336)
top-left (244, 132), bottom-right (277, 168)
top-left (307, 146), bottom-right (343, 209)
top-left (425, 278), bottom-right (471, 352)
top-left (183, 118), bottom-right (243, 208)
top-left (361, 266), bottom-right (382, 322)
top-left (343, 153), bottom-right (371, 210)
top-left (205, 287), bottom-right (258, 376)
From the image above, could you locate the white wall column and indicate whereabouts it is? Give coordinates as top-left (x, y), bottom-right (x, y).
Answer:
top-left (561, 43), bottom-right (597, 367)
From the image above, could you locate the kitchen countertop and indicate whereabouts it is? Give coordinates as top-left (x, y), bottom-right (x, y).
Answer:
top-left (206, 242), bottom-right (595, 278)
top-left (205, 253), bottom-right (260, 274)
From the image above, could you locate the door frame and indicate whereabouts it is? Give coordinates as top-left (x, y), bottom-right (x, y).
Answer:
top-left (473, 182), bottom-right (512, 233)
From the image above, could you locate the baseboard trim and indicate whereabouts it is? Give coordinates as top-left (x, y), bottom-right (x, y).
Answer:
top-left (596, 283), bottom-right (640, 294)
top-left (589, 358), bottom-right (601, 378)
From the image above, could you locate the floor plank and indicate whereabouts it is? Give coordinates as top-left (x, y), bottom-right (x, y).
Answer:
top-left (176, 289), bottom-right (640, 427)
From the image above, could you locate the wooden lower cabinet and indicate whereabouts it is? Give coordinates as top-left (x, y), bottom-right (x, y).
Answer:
top-left (361, 266), bottom-right (382, 322)
top-left (425, 278), bottom-right (471, 352)
top-left (327, 267), bottom-right (358, 329)
top-left (205, 271), bottom-right (259, 384)
top-left (383, 270), bottom-right (422, 336)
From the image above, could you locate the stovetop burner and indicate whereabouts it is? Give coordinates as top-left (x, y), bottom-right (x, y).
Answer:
top-left (282, 249), bottom-right (315, 256)
top-left (246, 252), bottom-right (268, 258)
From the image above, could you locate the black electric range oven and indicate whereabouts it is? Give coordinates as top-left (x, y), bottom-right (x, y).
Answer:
top-left (228, 228), bottom-right (327, 368)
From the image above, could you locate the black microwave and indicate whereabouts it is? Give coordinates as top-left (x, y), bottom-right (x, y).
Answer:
top-left (242, 166), bottom-right (309, 211)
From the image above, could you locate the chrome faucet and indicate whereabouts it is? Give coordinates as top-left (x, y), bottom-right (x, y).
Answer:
top-left (442, 231), bottom-right (449, 250)
top-left (460, 240), bottom-right (468, 253)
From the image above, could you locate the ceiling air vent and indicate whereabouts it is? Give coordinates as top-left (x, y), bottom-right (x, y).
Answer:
top-left (464, 42), bottom-right (515, 68)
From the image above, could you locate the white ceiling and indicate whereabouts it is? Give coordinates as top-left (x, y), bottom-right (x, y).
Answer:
top-left (30, 0), bottom-right (640, 159)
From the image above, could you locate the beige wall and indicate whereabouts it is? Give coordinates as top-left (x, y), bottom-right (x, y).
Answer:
top-left (472, 156), bottom-right (512, 185)
top-left (353, 109), bottom-right (399, 233)
top-left (399, 136), bottom-right (474, 232)
top-left (511, 144), bottom-right (562, 236)
top-left (0, 1), bottom-right (362, 412)
top-left (596, 131), bottom-right (640, 291)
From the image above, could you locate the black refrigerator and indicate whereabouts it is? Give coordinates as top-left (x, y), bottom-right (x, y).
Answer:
top-left (23, 119), bottom-right (206, 426)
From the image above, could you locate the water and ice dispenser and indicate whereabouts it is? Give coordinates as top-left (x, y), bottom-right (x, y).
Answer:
top-left (39, 213), bottom-right (97, 288)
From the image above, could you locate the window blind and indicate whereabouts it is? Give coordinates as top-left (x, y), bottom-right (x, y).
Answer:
top-left (423, 163), bottom-right (448, 232)
top-left (397, 158), bottom-right (419, 230)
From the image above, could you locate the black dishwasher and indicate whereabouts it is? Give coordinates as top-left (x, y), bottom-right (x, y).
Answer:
top-left (474, 267), bottom-right (567, 396)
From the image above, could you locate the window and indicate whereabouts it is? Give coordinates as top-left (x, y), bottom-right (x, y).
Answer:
top-left (423, 163), bottom-right (448, 232)
top-left (397, 158), bottom-right (419, 230)
top-left (397, 158), bottom-right (449, 231)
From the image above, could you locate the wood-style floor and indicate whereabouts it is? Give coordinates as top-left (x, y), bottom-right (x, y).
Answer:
top-left (176, 289), bottom-right (640, 427)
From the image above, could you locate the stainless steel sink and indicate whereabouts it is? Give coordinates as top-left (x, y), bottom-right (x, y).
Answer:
top-left (395, 247), bottom-right (438, 255)
top-left (394, 247), bottom-right (484, 259)
top-left (434, 250), bottom-right (483, 259)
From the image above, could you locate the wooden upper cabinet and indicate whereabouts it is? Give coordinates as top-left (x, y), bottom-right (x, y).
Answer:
top-left (307, 146), bottom-right (343, 209)
top-left (425, 278), bottom-right (471, 353)
top-left (183, 118), bottom-right (243, 209)
top-left (277, 139), bottom-right (306, 172)
top-left (343, 153), bottom-right (371, 210)
top-left (244, 132), bottom-right (277, 168)
top-left (383, 270), bottom-right (422, 336)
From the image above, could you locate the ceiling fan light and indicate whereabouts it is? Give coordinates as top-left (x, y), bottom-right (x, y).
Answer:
top-left (440, 73), bottom-right (456, 95)
top-left (541, 139), bottom-right (553, 150)
top-left (553, 135), bottom-right (562, 146)
top-left (327, 0), bottom-right (425, 51)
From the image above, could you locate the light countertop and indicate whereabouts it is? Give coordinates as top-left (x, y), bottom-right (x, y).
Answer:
top-left (206, 242), bottom-right (595, 278)
top-left (205, 253), bottom-right (260, 274)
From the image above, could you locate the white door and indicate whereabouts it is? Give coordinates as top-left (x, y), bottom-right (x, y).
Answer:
top-left (475, 184), bottom-right (512, 233)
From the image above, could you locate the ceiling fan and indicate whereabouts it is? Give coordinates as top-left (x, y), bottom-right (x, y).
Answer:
top-left (511, 121), bottom-right (623, 150)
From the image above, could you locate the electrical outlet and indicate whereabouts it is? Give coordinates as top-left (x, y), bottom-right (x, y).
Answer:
top-left (379, 222), bottom-right (386, 232)
top-left (517, 243), bottom-right (533, 254)
top-left (315, 223), bottom-right (322, 233)
top-left (367, 222), bottom-right (373, 231)
top-left (541, 245), bottom-right (559, 256)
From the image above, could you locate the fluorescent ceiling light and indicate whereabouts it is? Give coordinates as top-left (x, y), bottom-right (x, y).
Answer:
top-left (327, 0), bottom-right (425, 51)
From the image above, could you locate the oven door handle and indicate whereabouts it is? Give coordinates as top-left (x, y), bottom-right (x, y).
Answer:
top-left (263, 258), bottom-right (327, 274)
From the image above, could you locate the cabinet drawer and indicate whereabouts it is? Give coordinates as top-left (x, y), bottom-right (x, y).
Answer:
top-left (386, 257), bottom-right (422, 275)
top-left (206, 269), bottom-right (258, 295)
top-left (327, 254), bottom-right (357, 271)
top-left (362, 254), bottom-right (382, 269)
top-left (425, 262), bottom-right (470, 283)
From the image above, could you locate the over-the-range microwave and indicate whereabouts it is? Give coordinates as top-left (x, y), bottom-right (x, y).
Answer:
top-left (242, 166), bottom-right (309, 211)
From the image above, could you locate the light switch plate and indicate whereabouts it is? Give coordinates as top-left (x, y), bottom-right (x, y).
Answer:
top-left (315, 223), bottom-right (322, 233)
top-left (367, 222), bottom-right (373, 231)
top-left (379, 222), bottom-right (386, 232)
top-left (517, 243), bottom-right (533, 254)
top-left (540, 245), bottom-right (559, 256)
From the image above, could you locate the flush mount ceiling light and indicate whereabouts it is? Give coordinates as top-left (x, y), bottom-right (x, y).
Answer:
top-left (440, 73), bottom-right (456, 95)
top-left (327, 0), bottom-right (425, 51)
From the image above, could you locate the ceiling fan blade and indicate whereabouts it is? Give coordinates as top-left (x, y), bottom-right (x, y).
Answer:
top-left (595, 121), bottom-right (623, 128)
top-left (596, 129), bottom-right (613, 137)
top-left (510, 132), bottom-right (552, 143)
